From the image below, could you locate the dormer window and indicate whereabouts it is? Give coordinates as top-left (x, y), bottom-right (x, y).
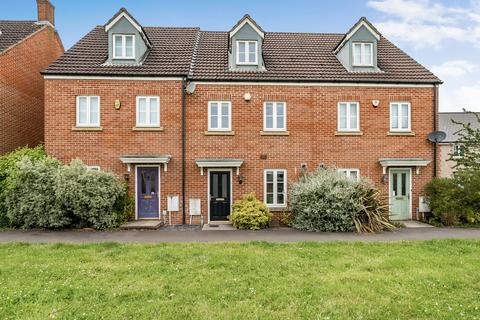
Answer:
top-left (353, 42), bottom-right (373, 66)
top-left (236, 40), bottom-right (257, 65)
top-left (113, 34), bottom-right (135, 59)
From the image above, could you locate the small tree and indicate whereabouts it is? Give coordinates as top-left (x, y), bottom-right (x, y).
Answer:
top-left (449, 110), bottom-right (480, 174)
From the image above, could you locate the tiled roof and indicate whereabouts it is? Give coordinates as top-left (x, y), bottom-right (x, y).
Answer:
top-left (44, 26), bottom-right (200, 76)
top-left (0, 20), bottom-right (41, 53)
top-left (439, 112), bottom-right (480, 143)
top-left (44, 21), bottom-right (441, 84)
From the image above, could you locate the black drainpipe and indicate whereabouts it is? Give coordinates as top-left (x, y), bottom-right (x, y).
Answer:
top-left (181, 78), bottom-right (187, 224)
top-left (433, 84), bottom-right (438, 178)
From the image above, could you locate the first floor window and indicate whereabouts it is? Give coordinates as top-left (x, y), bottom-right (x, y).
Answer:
top-left (338, 102), bottom-right (359, 131)
top-left (265, 169), bottom-right (287, 207)
top-left (390, 102), bottom-right (411, 131)
top-left (264, 102), bottom-right (286, 131)
top-left (237, 40), bottom-right (258, 65)
top-left (76, 96), bottom-right (100, 127)
top-left (353, 42), bottom-right (373, 66)
top-left (136, 96), bottom-right (160, 127)
top-left (338, 168), bottom-right (360, 180)
top-left (113, 34), bottom-right (135, 59)
top-left (208, 101), bottom-right (231, 131)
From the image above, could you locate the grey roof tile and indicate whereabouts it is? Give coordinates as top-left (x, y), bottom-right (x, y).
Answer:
top-left (0, 20), bottom-right (41, 53)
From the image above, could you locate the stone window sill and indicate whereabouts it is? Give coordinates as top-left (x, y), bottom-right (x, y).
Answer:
top-left (387, 131), bottom-right (415, 136)
top-left (335, 131), bottom-right (363, 136)
top-left (267, 206), bottom-right (288, 212)
top-left (204, 131), bottom-right (235, 136)
top-left (132, 127), bottom-right (164, 132)
top-left (72, 126), bottom-right (103, 131)
top-left (260, 131), bottom-right (290, 136)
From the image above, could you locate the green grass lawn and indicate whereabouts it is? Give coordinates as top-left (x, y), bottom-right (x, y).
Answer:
top-left (1, 240), bottom-right (479, 319)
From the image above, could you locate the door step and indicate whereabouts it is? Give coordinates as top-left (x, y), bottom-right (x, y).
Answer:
top-left (202, 223), bottom-right (236, 231)
top-left (120, 220), bottom-right (163, 230)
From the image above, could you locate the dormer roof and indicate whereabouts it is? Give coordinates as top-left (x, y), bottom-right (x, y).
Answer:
top-left (229, 14), bottom-right (264, 39)
top-left (104, 7), bottom-right (152, 48)
top-left (334, 17), bottom-right (381, 53)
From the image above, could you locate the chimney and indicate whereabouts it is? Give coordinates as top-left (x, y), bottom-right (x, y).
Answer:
top-left (36, 0), bottom-right (55, 26)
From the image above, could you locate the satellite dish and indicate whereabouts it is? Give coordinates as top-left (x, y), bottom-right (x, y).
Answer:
top-left (185, 82), bottom-right (196, 94)
top-left (427, 131), bottom-right (446, 143)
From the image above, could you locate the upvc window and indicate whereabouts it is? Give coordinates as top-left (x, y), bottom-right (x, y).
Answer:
top-left (453, 144), bottom-right (464, 157)
top-left (353, 42), bottom-right (373, 66)
top-left (76, 96), bottom-right (100, 127)
top-left (136, 96), bottom-right (160, 127)
top-left (113, 34), bottom-right (135, 59)
top-left (264, 169), bottom-right (287, 207)
top-left (338, 168), bottom-right (360, 180)
top-left (390, 102), bottom-right (411, 132)
top-left (208, 101), bottom-right (231, 131)
top-left (236, 40), bottom-right (258, 65)
top-left (338, 102), bottom-right (359, 131)
top-left (86, 165), bottom-right (100, 171)
top-left (264, 102), bottom-right (286, 131)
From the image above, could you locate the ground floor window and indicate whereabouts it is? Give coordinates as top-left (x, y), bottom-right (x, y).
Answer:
top-left (338, 168), bottom-right (360, 180)
top-left (264, 169), bottom-right (287, 207)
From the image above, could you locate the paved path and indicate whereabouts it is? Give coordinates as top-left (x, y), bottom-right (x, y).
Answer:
top-left (0, 227), bottom-right (480, 243)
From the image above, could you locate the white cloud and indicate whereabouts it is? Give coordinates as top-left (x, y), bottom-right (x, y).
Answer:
top-left (367, 0), bottom-right (480, 47)
top-left (441, 83), bottom-right (480, 112)
top-left (431, 60), bottom-right (478, 78)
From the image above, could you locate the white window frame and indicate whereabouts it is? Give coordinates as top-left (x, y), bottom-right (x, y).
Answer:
top-left (352, 42), bottom-right (373, 66)
top-left (263, 101), bottom-right (287, 131)
top-left (136, 96), bottom-right (160, 127)
top-left (236, 40), bottom-right (258, 65)
top-left (76, 96), bottom-right (100, 127)
top-left (337, 102), bottom-right (360, 132)
top-left (264, 169), bottom-right (287, 208)
top-left (208, 101), bottom-right (232, 131)
top-left (86, 165), bottom-right (101, 171)
top-left (453, 144), bottom-right (463, 157)
top-left (390, 102), bottom-right (411, 132)
top-left (113, 34), bottom-right (135, 59)
top-left (338, 168), bottom-right (360, 180)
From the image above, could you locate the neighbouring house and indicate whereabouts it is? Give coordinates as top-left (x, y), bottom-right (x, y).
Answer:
top-left (0, 0), bottom-right (63, 154)
top-left (43, 8), bottom-right (441, 224)
top-left (439, 112), bottom-right (480, 177)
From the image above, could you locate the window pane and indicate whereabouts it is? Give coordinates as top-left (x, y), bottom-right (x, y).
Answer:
top-left (138, 98), bottom-right (147, 124)
top-left (248, 42), bottom-right (256, 62)
top-left (150, 173), bottom-right (156, 194)
top-left (266, 193), bottom-right (274, 204)
top-left (114, 36), bottom-right (122, 57)
top-left (339, 103), bottom-right (347, 129)
top-left (349, 103), bottom-right (357, 129)
top-left (364, 44), bottom-right (372, 65)
top-left (212, 174), bottom-right (218, 198)
top-left (277, 114), bottom-right (285, 129)
top-left (125, 36), bottom-right (133, 57)
top-left (266, 182), bottom-right (273, 193)
top-left (401, 173), bottom-right (407, 196)
top-left (149, 99), bottom-right (158, 125)
top-left (353, 44), bottom-right (361, 65)
top-left (210, 103), bottom-right (218, 129)
top-left (89, 97), bottom-right (99, 125)
top-left (391, 104), bottom-right (398, 129)
top-left (266, 171), bottom-right (273, 183)
top-left (238, 42), bottom-right (246, 62)
top-left (265, 104), bottom-right (273, 129)
top-left (277, 193), bottom-right (284, 205)
top-left (78, 97), bottom-right (88, 124)
top-left (221, 103), bottom-right (229, 129)
top-left (393, 173), bottom-right (398, 196)
top-left (277, 171), bottom-right (284, 182)
top-left (221, 103), bottom-right (229, 116)
top-left (350, 170), bottom-right (358, 179)
top-left (222, 174), bottom-right (227, 198)
top-left (221, 115), bottom-right (229, 129)
top-left (401, 104), bottom-right (409, 129)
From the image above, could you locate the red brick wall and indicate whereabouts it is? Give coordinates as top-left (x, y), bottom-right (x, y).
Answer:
top-left (45, 79), bottom-right (436, 223)
top-left (0, 26), bottom-right (63, 154)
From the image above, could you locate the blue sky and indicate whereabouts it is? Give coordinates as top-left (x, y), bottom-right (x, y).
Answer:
top-left (2, 0), bottom-right (480, 112)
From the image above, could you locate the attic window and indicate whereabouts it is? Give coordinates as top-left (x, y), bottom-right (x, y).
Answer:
top-left (352, 42), bottom-right (373, 66)
top-left (236, 41), bottom-right (257, 65)
top-left (113, 34), bottom-right (135, 59)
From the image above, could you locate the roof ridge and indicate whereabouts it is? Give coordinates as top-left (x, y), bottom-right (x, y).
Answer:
top-left (187, 30), bottom-right (202, 79)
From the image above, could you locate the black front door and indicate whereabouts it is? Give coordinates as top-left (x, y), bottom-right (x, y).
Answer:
top-left (209, 171), bottom-right (231, 221)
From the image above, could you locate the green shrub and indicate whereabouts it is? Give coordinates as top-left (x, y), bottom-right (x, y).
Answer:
top-left (5, 157), bottom-right (66, 229)
top-left (290, 168), bottom-right (393, 233)
top-left (4, 156), bottom-right (127, 230)
top-left (55, 160), bottom-right (126, 229)
top-left (231, 193), bottom-right (271, 230)
top-left (0, 146), bottom-right (46, 227)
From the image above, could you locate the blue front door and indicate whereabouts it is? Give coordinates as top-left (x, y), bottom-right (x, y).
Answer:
top-left (137, 167), bottom-right (159, 219)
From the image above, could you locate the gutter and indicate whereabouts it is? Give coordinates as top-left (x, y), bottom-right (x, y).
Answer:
top-left (181, 78), bottom-right (187, 225)
top-left (433, 84), bottom-right (438, 177)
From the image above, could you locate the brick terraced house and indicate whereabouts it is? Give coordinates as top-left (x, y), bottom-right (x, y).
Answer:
top-left (43, 8), bottom-right (441, 224)
top-left (0, 0), bottom-right (63, 154)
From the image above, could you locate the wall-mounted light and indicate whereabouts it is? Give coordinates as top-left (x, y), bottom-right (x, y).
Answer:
top-left (123, 173), bottom-right (130, 181)
top-left (381, 174), bottom-right (388, 184)
top-left (237, 175), bottom-right (244, 184)
top-left (244, 93), bottom-right (252, 101)
top-left (115, 99), bottom-right (121, 110)
top-left (372, 100), bottom-right (380, 108)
